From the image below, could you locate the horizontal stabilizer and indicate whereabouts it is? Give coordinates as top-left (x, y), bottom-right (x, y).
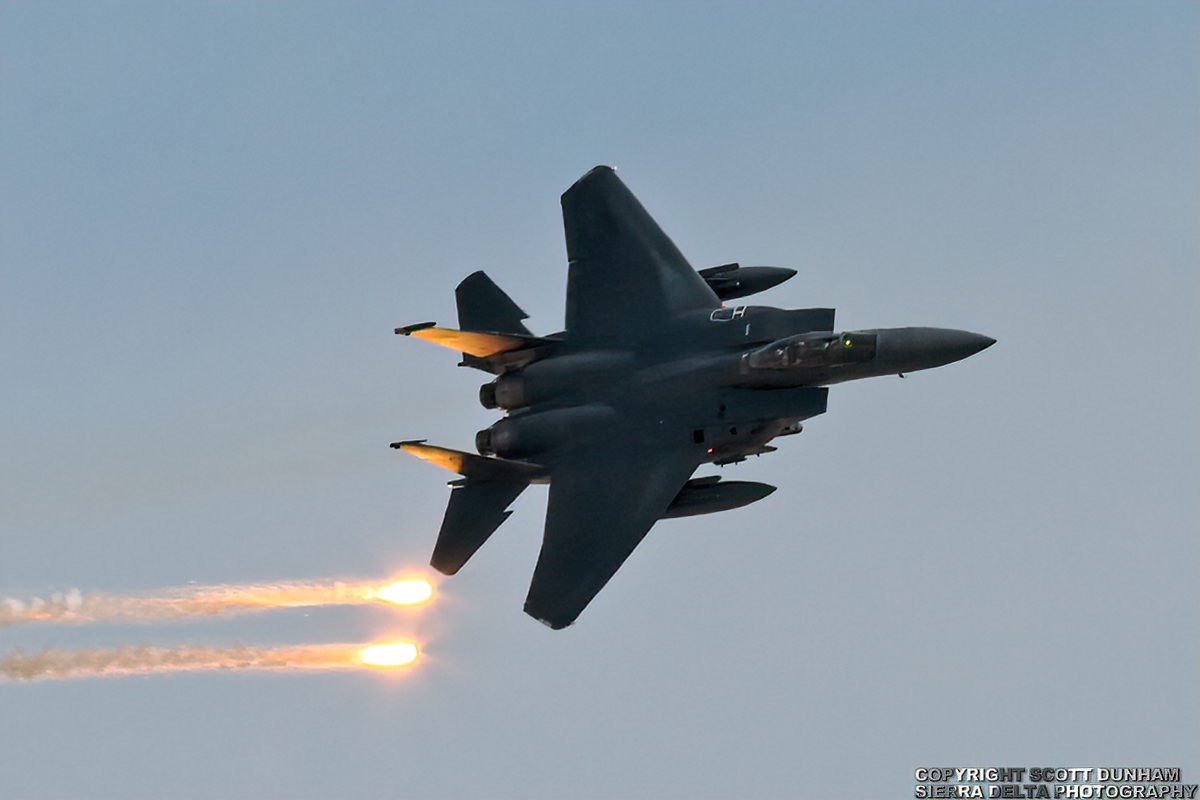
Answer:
top-left (394, 440), bottom-right (538, 575)
top-left (391, 440), bottom-right (544, 482)
top-left (432, 478), bottom-right (529, 575)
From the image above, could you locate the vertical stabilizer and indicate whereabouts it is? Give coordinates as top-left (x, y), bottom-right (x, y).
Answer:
top-left (456, 271), bottom-right (532, 335)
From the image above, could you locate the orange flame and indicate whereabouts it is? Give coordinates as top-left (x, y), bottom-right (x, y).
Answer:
top-left (369, 579), bottom-right (434, 606)
top-left (359, 642), bottom-right (419, 668)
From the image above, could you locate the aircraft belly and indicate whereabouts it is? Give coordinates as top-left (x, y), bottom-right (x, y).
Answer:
top-left (680, 386), bottom-right (827, 463)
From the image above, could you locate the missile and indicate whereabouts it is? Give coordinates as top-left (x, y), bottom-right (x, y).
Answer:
top-left (661, 476), bottom-right (776, 519)
top-left (698, 263), bottom-right (797, 301)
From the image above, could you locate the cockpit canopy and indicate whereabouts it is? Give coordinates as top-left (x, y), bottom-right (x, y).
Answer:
top-left (745, 331), bottom-right (877, 370)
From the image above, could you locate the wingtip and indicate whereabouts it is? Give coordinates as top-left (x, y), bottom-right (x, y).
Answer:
top-left (396, 321), bottom-right (437, 336)
top-left (523, 600), bottom-right (576, 630)
top-left (532, 614), bottom-right (573, 630)
top-left (389, 439), bottom-right (427, 450)
top-left (564, 165), bottom-right (617, 198)
top-left (429, 556), bottom-right (460, 577)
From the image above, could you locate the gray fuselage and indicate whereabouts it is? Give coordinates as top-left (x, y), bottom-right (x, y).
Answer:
top-left (476, 304), bottom-right (994, 467)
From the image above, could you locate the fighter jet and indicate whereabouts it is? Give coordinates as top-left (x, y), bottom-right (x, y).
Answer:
top-left (394, 166), bottom-right (994, 629)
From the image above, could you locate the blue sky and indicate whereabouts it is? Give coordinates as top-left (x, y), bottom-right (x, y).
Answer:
top-left (1, 2), bottom-right (1196, 797)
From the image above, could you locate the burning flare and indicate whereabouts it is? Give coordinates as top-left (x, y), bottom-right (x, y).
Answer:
top-left (0, 578), bottom-right (434, 628)
top-left (2, 641), bottom-right (420, 681)
top-left (359, 642), bottom-right (419, 667)
top-left (368, 580), bottom-right (434, 606)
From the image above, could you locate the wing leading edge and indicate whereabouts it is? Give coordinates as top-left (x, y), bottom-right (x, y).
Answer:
top-left (561, 166), bottom-right (719, 350)
top-left (524, 439), bottom-right (701, 629)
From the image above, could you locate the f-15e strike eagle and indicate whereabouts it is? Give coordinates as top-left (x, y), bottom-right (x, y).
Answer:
top-left (393, 166), bottom-right (994, 630)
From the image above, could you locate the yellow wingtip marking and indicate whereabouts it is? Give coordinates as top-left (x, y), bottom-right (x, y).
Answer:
top-left (398, 442), bottom-right (466, 474)
top-left (407, 327), bottom-right (526, 358)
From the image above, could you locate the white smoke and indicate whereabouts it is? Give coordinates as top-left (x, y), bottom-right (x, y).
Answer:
top-left (1, 642), bottom-right (381, 681)
top-left (0, 579), bottom-right (427, 628)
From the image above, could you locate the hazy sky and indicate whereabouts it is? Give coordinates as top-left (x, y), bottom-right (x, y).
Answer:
top-left (1, 2), bottom-right (1196, 798)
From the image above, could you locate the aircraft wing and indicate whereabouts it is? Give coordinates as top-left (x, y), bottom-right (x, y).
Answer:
top-left (524, 438), bottom-right (701, 629)
top-left (561, 166), bottom-right (719, 349)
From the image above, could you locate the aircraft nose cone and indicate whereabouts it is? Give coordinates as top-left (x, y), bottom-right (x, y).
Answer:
top-left (959, 332), bottom-right (996, 357)
top-left (929, 329), bottom-right (996, 364)
top-left (875, 327), bottom-right (996, 372)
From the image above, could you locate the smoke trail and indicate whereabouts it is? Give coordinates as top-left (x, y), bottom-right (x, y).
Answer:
top-left (1, 641), bottom-right (418, 681)
top-left (0, 579), bottom-right (433, 628)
